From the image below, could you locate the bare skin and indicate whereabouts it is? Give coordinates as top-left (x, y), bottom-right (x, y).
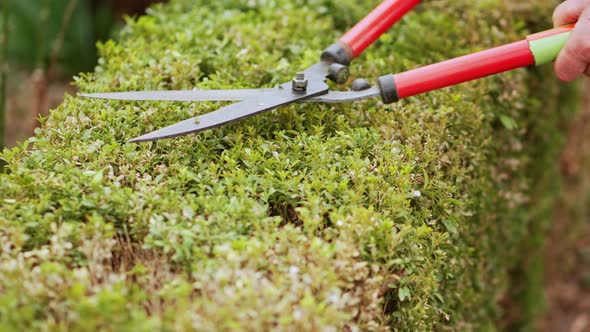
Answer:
top-left (553, 0), bottom-right (590, 82)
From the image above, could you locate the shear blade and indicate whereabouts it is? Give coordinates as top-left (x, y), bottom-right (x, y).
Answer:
top-left (308, 87), bottom-right (380, 103)
top-left (82, 86), bottom-right (381, 104)
top-left (80, 88), bottom-right (277, 102)
top-left (129, 81), bottom-right (329, 142)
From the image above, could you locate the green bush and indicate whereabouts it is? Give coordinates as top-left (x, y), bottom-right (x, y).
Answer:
top-left (0, 0), bottom-right (576, 330)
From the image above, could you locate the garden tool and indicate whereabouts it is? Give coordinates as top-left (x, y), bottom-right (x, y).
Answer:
top-left (81, 0), bottom-right (574, 142)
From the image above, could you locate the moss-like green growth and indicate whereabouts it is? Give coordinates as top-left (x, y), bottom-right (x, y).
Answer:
top-left (0, 0), bottom-right (574, 330)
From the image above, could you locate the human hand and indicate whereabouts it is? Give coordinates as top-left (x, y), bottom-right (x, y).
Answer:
top-left (553, 0), bottom-right (590, 81)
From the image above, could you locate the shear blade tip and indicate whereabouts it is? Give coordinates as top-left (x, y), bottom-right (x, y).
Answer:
top-left (80, 92), bottom-right (104, 99)
top-left (127, 136), bottom-right (151, 143)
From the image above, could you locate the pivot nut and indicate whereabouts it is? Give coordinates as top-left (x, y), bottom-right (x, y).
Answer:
top-left (292, 72), bottom-right (308, 91)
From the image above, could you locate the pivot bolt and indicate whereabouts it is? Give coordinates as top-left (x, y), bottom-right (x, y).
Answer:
top-left (292, 72), bottom-right (308, 91)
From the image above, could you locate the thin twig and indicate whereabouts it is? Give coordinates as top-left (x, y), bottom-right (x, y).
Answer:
top-left (48, 0), bottom-right (79, 77)
top-left (30, 0), bottom-right (78, 136)
top-left (0, 0), bottom-right (9, 149)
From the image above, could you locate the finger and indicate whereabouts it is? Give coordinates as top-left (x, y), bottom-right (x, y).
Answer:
top-left (555, 7), bottom-right (590, 81)
top-left (555, 47), bottom-right (587, 82)
top-left (553, 0), bottom-right (590, 26)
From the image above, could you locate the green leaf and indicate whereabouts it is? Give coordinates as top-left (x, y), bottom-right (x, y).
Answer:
top-left (499, 115), bottom-right (518, 130)
top-left (398, 286), bottom-right (411, 302)
top-left (442, 219), bottom-right (458, 234)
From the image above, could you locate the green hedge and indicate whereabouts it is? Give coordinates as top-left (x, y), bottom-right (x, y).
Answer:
top-left (0, 0), bottom-right (575, 330)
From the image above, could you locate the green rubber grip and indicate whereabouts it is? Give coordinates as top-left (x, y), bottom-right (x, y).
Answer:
top-left (529, 31), bottom-right (571, 66)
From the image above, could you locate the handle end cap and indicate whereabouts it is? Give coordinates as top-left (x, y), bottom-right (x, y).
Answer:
top-left (321, 43), bottom-right (353, 66)
top-left (377, 75), bottom-right (399, 104)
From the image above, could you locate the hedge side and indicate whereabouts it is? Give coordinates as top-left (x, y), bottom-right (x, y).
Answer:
top-left (0, 0), bottom-right (574, 330)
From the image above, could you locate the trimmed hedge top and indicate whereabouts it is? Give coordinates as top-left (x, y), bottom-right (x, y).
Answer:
top-left (0, 0), bottom-right (567, 330)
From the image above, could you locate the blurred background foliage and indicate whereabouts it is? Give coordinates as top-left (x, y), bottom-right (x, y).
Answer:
top-left (4, 0), bottom-right (166, 75)
top-left (5, 0), bottom-right (114, 76)
top-left (0, 0), bottom-right (165, 149)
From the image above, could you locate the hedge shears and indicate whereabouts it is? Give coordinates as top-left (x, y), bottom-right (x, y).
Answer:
top-left (82, 0), bottom-right (574, 143)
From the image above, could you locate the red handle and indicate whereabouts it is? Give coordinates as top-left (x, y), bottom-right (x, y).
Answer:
top-left (322, 0), bottom-right (421, 65)
top-left (342, 0), bottom-right (421, 58)
top-left (378, 40), bottom-right (535, 102)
